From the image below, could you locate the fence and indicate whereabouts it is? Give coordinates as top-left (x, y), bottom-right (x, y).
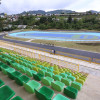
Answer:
top-left (0, 40), bottom-right (79, 71)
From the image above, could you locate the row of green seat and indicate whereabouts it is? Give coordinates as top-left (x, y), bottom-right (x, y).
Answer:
top-left (0, 51), bottom-right (86, 99)
top-left (0, 53), bottom-right (83, 84)
top-left (0, 48), bottom-right (88, 77)
top-left (0, 61), bottom-right (72, 100)
top-left (0, 60), bottom-right (77, 98)
top-left (0, 51), bottom-right (88, 81)
top-left (0, 79), bottom-right (23, 100)
top-left (11, 60), bottom-right (82, 91)
top-left (9, 53), bottom-right (87, 84)
top-left (7, 55), bottom-right (84, 90)
top-left (0, 54), bottom-right (82, 94)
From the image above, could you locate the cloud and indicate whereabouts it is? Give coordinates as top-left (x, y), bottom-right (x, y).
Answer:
top-left (0, 0), bottom-right (100, 14)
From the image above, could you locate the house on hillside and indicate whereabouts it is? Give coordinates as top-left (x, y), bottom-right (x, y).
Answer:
top-left (17, 25), bottom-right (27, 29)
top-left (0, 15), bottom-right (5, 18)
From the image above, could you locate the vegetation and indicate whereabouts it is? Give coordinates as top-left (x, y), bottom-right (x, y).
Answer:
top-left (0, 18), bottom-right (4, 31)
top-left (4, 35), bottom-right (29, 41)
top-left (1, 14), bottom-right (100, 31)
top-left (13, 15), bottom-right (100, 30)
top-left (31, 39), bottom-right (100, 53)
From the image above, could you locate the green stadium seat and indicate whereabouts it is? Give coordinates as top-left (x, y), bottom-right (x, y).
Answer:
top-left (11, 63), bottom-right (17, 68)
top-left (64, 86), bottom-right (78, 99)
top-left (37, 65), bottom-right (43, 68)
top-left (45, 72), bottom-right (53, 77)
top-left (41, 77), bottom-right (54, 86)
top-left (53, 71), bottom-right (60, 75)
top-left (0, 61), bottom-right (4, 65)
top-left (71, 81), bottom-right (82, 91)
top-left (19, 66), bottom-right (27, 73)
top-left (65, 72), bottom-right (72, 76)
top-left (72, 74), bottom-right (79, 79)
top-left (26, 69), bottom-right (37, 77)
top-left (9, 61), bottom-right (16, 67)
top-left (79, 76), bottom-right (86, 81)
top-left (33, 67), bottom-right (40, 72)
top-left (0, 85), bottom-right (15, 100)
top-left (14, 63), bottom-right (21, 70)
top-left (22, 62), bottom-right (27, 67)
top-left (33, 73), bottom-right (44, 81)
top-left (67, 76), bottom-right (76, 81)
top-left (6, 68), bottom-right (15, 74)
top-left (1, 65), bottom-right (10, 75)
top-left (53, 94), bottom-right (70, 100)
top-left (23, 80), bottom-right (41, 93)
top-left (11, 96), bottom-right (23, 100)
top-left (35, 86), bottom-right (54, 100)
top-left (76, 78), bottom-right (84, 85)
top-left (0, 50), bottom-right (2, 52)
top-left (38, 69), bottom-right (46, 76)
top-left (47, 68), bottom-right (53, 72)
top-left (42, 67), bottom-right (48, 70)
top-left (2, 58), bottom-right (8, 63)
top-left (60, 73), bottom-right (68, 78)
top-left (51, 81), bottom-right (65, 92)
top-left (0, 79), bottom-right (5, 87)
top-left (53, 75), bottom-right (62, 81)
top-left (27, 64), bottom-right (34, 69)
top-left (0, 62), bottom-right (5, 71)
top-left (61, 78), bottom-right (72, 86)
top-left (6, 59), bottom-right (12, 65)
top-left (8, 71), bottom-right (22, 80)
top-left (15, 75), bottom-right (30, 86)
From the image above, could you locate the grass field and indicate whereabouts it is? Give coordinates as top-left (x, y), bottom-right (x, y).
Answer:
top-left (31, 39), bottom-right (100, 53)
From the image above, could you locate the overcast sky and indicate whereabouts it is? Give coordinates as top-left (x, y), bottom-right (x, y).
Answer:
top-left (0, 0), bottom-right (100, 14)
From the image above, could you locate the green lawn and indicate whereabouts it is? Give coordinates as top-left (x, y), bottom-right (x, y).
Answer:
top-left (4, 35), bottom-right (29, 41)
top-left (31, 39), bottom-right (100, 53)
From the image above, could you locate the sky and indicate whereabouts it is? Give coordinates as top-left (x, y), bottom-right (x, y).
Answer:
top-left (0, 0), bottom-right (100, 14)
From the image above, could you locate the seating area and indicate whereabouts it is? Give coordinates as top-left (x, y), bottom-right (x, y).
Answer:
top-left (0, 83), bottom-right (23, 100)
top-left (0, 48), bottom-right (88, 100)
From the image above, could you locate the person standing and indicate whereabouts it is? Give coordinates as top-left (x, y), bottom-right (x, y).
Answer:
top-left (52, 49), bottom-right (55, 54)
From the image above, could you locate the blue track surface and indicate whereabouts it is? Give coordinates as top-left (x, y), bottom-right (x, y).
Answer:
top-left (9, 31), bottom-right (100, 41)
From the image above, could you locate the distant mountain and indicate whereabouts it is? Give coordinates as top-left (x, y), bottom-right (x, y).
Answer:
top-left (47, 10), bottom-right (76, 14)
top-left (1, 10), bottom-right (100, 15)
top-left (0, 13), bottom-right (5, 15)
top-left (21, 10), bottom-right (46, 15)
top-left (21, 10), bottom-right (76, 15)
top-left (87, 10), bottom-right (100, 14)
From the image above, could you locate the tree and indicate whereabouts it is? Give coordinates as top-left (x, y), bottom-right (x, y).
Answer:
top-left (0, 18), bottom-right (4, 31)
top-left (40, 17), bottom-right (47, 23)
top-left (73, 18), bottom-right (78, 24)
top-left (67, 15), bottom-right (72, 23)
top-left (39, 24), bottom-right (47, 30)
top-left (47, 17), bottom-right (53, 23)
top-left (86, 11), bottom-right (92, 15)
